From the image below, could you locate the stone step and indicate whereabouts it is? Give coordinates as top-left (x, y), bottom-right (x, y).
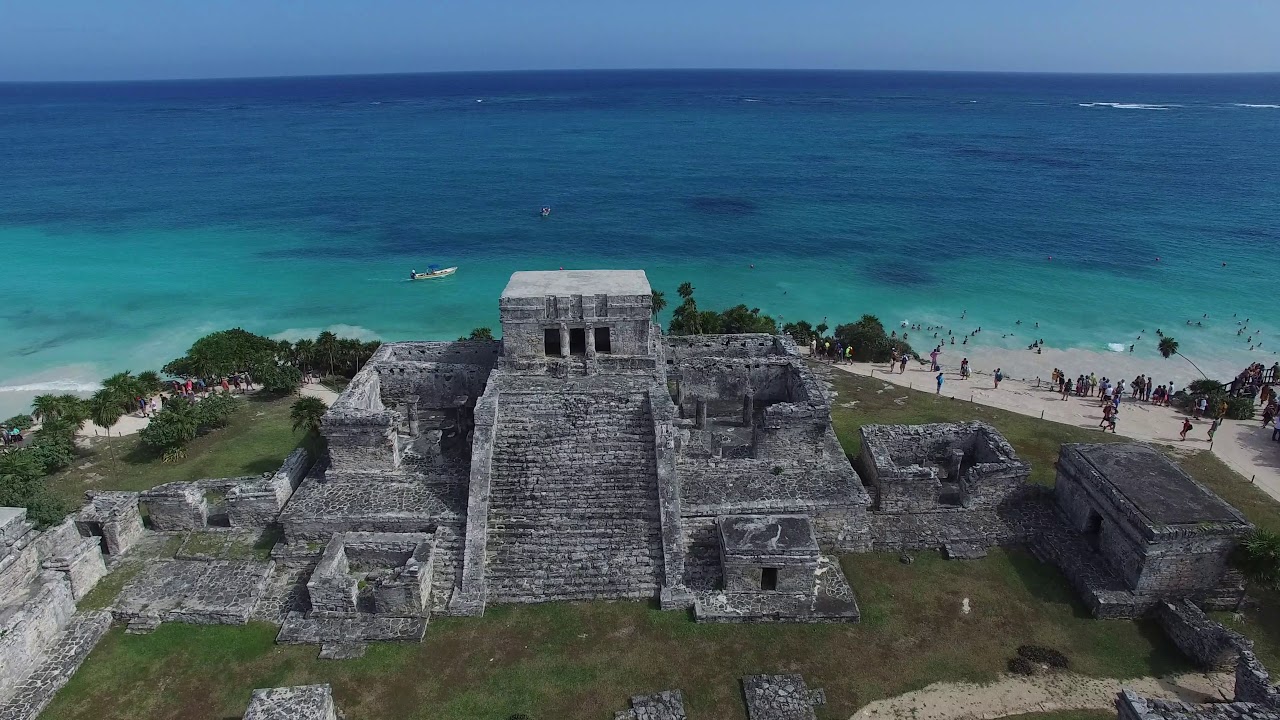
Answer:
top-left (125, 614), bottom-right (161, 634)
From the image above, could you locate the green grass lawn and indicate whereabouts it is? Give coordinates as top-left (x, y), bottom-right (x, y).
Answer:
top-left (39, 367), bottom-right (1280, 720)
top-left (47, 394), bottom-right (308, 504)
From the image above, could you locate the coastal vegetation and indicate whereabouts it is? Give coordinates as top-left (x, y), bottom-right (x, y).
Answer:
top-left (42, 367), bottom-right (1280, 720)
top-left (665, 282), bottom-right (778, 335)
top-left (290, 396), bottom-right (329, 437)
top-left (457, 327), bottom-right (494, 341)
top-left (139, 392), bottom-right (240, 461)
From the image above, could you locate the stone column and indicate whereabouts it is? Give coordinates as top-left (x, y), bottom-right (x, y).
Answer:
top-left (585, 322), bottom-right (596, 357)
top-left (695, 399), bottom-right (707, 429)
top-left (559, 323), bottom-right (570, 358)
top-left (948, 448), bottom-right (964, 481)
top-left (742, 390), bottom-right (755, 427)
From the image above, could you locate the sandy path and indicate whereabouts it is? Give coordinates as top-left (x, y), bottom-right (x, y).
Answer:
top-left (830, 359), bottom-right (1280, 504)
top-left (850, 670), bottom-right (1231, 720)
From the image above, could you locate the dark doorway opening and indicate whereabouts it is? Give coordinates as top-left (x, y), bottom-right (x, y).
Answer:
top-left (76, 521), bottom-right (110, 554)
top-left (569, 328), bottom-right (587, 355)
top-left (760, 567), bottom-right (779, 591)
top-left (1084, 511), bottom-right (1103, 550)
top-left (594, 327), bottom-right (612, 353)
top-left (544, 329), bottom-right (561, 357)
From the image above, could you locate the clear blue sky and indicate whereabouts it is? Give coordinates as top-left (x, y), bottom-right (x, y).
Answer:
top-left (2, 0), bottom-right (1277, 81)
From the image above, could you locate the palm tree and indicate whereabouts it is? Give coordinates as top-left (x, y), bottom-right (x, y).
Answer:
top-left (31, 394), bottom-right (61, 424)
top-left (88, 390), bottom-right (125, 436)
top-left (651, 290), bottom-right (667, 317)
top-left (136, 370), bottom-right (162, 395)
top-left (1233, 529), bottom-right (1280, 591)
top-left (290, 396), bottom-right (328, 435)
top-left (677, 282), bottom-right (695, 300)
top-left (315, 331), bottom-right (339, 377)
top-left (1157, 336), bottom-right (1208, 380)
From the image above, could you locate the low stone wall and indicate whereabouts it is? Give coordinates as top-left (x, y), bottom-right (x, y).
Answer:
top-left (0, 610), bottom-right (112, 720)
top-left (1156, 599), bottom-right (1251, 670)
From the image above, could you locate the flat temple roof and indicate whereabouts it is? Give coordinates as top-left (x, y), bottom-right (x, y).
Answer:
top-left (1073, 444), bottom-right (1246, 527)
top-left (500, 270), bottom-right (651, 299)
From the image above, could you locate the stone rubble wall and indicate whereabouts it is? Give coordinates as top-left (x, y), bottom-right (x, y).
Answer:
top-left (1155, 599), bottom-right (1251, 670)
top-left (383, 340), bottom-right (502, 366)
top-left (1236, 649), bottom-right (1280, 709)
top-left (484, 390), bottom-right (663, 603)
top-left (742, 673), bottom-right (824, 720)
top-left (664, 334), bottom-right (785, 361)
top-left (0, 573), bottom-right (75, 704)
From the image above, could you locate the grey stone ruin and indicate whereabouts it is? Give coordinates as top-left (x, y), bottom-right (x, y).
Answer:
top-left (854, 422), bottom-right (1035, 556)
top-left (0, 507), bottom-right (112, 720)
top-left (1038, 443), bottom-right (1252, 618)
top-left (269, 268), bottom-right (868, 648)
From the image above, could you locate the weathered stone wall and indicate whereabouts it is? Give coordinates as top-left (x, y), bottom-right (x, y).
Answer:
top-left (140, 482), bottom-right (209, 530)
top-left (372, 362), bottom-right (491, 409)
top-left (450, 387), bottom-right (497, 616)
top-left (664, 334), bottom-right (785, 361)
top-left (35, 521), bottom-right (107, 602)
top-left (0, 610), bottom-right (112, 720)
top-left (0, 511), bottom-right (38, 606)
top-left (383, 340), bottom-right (502, 366)
top-left (227, 449), bottom-right (313, 528)
top-left (307, 538), bottom-right (357, 614)
top-left (76, 491), bottom-right (144, 556)
top-left (1156, 600), bottom-right (1250, 670)
top-left (1236, 649), bottom-right (1280, 709)
top-left (500, 288), bottom-right (652, 361)
top-left (0, 574), bottom-right (75, 704)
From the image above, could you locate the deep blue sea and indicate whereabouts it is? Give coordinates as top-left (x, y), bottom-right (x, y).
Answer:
top-left (1, 70), bottom-right (1277, 415)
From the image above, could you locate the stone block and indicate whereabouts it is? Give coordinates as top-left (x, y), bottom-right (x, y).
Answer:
top-left (242, 684), bottom-right (337, 720)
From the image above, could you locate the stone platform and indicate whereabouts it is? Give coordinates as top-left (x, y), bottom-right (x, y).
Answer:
top-left (114, 559), bottom-right (273, 628)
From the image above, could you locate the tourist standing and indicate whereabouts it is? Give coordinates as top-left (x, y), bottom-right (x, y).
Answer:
top-left (936, 372), bottom-right (944, 394)
top-left (1180, 418), bottom-right (1193, 441)
top-left (899, 354), bottom-right (908, 374)
top-left (993, 368), bottom-right (1003, 389)
top-left (1208, 416), bottom-right (1222, 441)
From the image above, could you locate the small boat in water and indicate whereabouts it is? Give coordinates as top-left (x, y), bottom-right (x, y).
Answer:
top-left (540, 207), bottom-right (551, 217)
top-left (410, 265), bottom-right (457, 280)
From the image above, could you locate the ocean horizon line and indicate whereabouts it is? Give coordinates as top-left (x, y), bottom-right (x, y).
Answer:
top-left (4, 67), bottom-right (1280, 86)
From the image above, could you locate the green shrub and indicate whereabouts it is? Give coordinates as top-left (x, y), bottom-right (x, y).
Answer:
top-left (196, 393), bottom-right (239, 429)
top-left (26, 434), bottom-right (77, 474)
top-left (140, 401), bottom-right (199, 452)
top-left (0, 450), bottom-right (69, 527)
top-left (1233, 529), bottom-right (1280, 590)
top-left (253, 363), bottom-right (303, 394)
top-left (2, 415), bottom-right (33, 431)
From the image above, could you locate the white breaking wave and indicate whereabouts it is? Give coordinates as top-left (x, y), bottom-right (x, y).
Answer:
top-left (0, 380), bottom-right (101, 394)
top-left (271, 324), bottom-right (383, 343)
top-left (1078, 102), bottom-right (1178, 110)
top-left (1234, 103), bottom-right (1280, 109)
top-left (1106, 343), bottom-right (1127, 353)
top-left (742, 98), bottom-right (762, 103)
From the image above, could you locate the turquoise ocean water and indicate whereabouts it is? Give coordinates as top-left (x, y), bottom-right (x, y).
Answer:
top-left (0, 71), bottom-right (1277, 416)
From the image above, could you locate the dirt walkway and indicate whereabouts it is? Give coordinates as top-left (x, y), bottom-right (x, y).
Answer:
top-left (831, 361), bottom-right (1280, 504)
top-left (850, 669), bottom-right (1231, 720)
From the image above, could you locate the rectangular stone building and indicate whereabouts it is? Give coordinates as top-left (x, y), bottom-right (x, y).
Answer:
top-left (1053, 443), bottom-right (1251, 611)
